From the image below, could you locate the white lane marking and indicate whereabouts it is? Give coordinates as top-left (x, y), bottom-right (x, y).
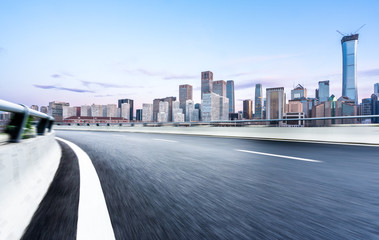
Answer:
top-left (56, 137), bottom-right (115, 240)
top-left (153, 138), bottom-right (178, 143)
top-left (235, 149), bottom-right (322, 163)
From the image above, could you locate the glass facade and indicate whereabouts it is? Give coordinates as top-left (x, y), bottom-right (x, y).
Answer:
top-left (201, 71), bottom-right (213, 99)
top-left (266, 87), bottom-right (285, 120)
top-left (318, 80), bottom-right (330, 103)
top-left (243, 99), bottom-right (252, 119)
top-left (341, 34), bottom-right (358, 104)
top-left (374, 83), bottom-right (379, 95)
top-left (226, 80), bottom-right (235, 114)
top-left (254, 84), bottom-right (262, 119)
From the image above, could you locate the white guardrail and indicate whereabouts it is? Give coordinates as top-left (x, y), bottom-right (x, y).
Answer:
top-left (0, 99), bottom-right (54, 142)
top-left (0, 99), bottom-right (60, 239)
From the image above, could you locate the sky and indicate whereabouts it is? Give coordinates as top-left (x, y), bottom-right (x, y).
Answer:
top-left (1, 0), bottom-right (379, 113)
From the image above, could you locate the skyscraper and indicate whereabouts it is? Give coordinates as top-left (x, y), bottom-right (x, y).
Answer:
top-left (48, 101), bottom-right (69, 122)
top-left (266, 87), bottom-right (285, 120)
top-left (254, 84), bottom-right (262, 119)
top-left (121, 103), bottom-right (130, 119)
top-left (179, 84), bottom-right (193, 118)
top-left (201, 92), bottom-right (228, 121)
top-left (107, 104), bottom-right (118, 117)
top-left (243, 100), bottom-right (252, 119)
top-left (318, 80), bottom-right (330, 103)
top-left (226, 80), bottom-right (235, 114)
top-left (136, 109), bottom-right (142, 121)
top-left (374, 83), bottom-right (379, 94)
top-left (201, 71), bottom-right (213, 99)
top-left (153, 97), bottom-right (176, 122)
top-left (213, 80), bottom-right (226, 97)
top-left (341, 34), bottom-right (359, 104)
top-left (142, 103), bottom-right (153, 122)
top-left (291, 84), bottom-right (307, 100)
top-left (118, 99), bottom-right (134, 121)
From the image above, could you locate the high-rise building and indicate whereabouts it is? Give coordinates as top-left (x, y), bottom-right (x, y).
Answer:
top-left (157, 101), bottom-right (169, 122)
top-left (30, 105), bottom-right (39, 111)
top-left (291, 84), bottom-right (307, 100)
top-left (195, 103), bottom-right (201, 121)
top-left (62, 106), bottom-right (78, 119)
top-left (172, 101), bottom-right (184, 122)
top-left (341, 34), bottom-right (359, 105)
top-left (219, 96), bottom-right (229, 120)
top-left (90, 104), bottom-right (105, 117)
top-left (121, 103), bottom-right (130, 120)
top-left (226, 80), bottom-right (235, 114)
top-left (40, 106), bottom-right (48, 114)
top-left (48, 101), bottom-right (69, 122)
top-left (315, 89), bottom-right (319, 100)
top-left (107, 104), bottom-right (118, 118)
top-left (153, 97), bottom-right (176, 122)
top-left (213, 80), bottom-right (226, 97)
top-left (318, 80), bottom-right (330, 103)
top-left (254, 84), bottom-right (262, 119)
top-left (81, 105), bottom-right (91, 117)
top-left (118, 99), bottom-right (134, 121)
top-left (371, 94), bottom-right (379, 123)
top-left (142, 103), bottom-right (153, 122)
top-left (136, 109), bottom-right (143, 121)
top-left (266, 87), bottom-right (285, 120)
top-left (201, 92), bottom-right (220, 121)
top-left (179, 84), bottom-right (193, 118)
top-left (243, 100), bottom-right (252, 119)
top-left (287, 100), bottom-right (303, 113)
top-left (185, 100), bottom-right (195, 122)
top-left (361, 98), bottom-right (372, 116)
top-left (201, 71), bottom-right (213, 99)
top-left (374, 83), bottom-right (379, 94)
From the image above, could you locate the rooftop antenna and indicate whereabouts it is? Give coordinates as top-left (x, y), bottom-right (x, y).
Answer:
top-left (353, 24), bottom-right (366, 34)
top-left (336, 30), bottom-right (346, 36)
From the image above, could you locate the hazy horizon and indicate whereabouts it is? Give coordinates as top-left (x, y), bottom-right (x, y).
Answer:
top-left (1, 0), bottom-right (379, 113)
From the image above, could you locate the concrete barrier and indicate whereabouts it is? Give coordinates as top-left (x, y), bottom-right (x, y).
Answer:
top-left (54, 125), bottom-right (379, 145)
top-left (0, 132), bottom-right (61, 240)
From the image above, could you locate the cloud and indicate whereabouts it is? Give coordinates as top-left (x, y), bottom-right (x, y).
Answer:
top-left (94, 94), bottom-right (116, 97)
top-left (50, 72), bottom-right (75, 79)
top-left (234, 78), bottom-right (284, 90)
top-left (359, 68), bottom-right (379, 77)
top-left (51, 74), bottom-right (61, 78)
top-left (223, 54), bottom-right (299, 67)
top-left (124, 68), bottom-right (165, 76)
top-left (124, 68), bottom-right (196, 80)
top-left (163, 74), bottom-right (197, 80)
top-left (33, 84), bottom-right (95, 93)
top-left (81, 80), bottom-right (143, 89)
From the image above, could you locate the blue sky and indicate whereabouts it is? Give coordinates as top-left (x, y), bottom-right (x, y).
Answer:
top-left (1, 0), bottom-right (379, 112)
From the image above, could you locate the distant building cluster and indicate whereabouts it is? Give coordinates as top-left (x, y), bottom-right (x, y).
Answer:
top-left (24, 33), bottom-right (379, 126)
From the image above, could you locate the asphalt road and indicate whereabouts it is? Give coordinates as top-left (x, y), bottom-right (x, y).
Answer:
top-left (51, 130), bottom-right (379, 239)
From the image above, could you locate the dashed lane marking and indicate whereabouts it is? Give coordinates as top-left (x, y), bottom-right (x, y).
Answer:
top-left (153, 138), bottom-right (178, 143)
top-left (235, 149), bottom-right (322, 163)
top-left (56, 137), bottom-right (116, 240)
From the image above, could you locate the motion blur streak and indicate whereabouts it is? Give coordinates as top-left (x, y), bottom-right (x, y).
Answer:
top-left (56, 130), bottom-right (379, 239)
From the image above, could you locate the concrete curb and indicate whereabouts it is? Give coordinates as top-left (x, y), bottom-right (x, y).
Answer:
top-left (0, 132), bottom-right (61, 240)
top-left (54, 126), bottom-right (379, 146)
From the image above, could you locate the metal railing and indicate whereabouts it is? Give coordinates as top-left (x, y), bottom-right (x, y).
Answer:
top-left (0, 99), bottom-right (54, 142)
top-left (56, 114), bottom-right (379, 127)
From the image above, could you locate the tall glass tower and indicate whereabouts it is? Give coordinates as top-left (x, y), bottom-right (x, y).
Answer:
top-left (226, 80), bottom-right (235, 114)
top-left (341, 34), bottom-right (359, 105)
top-left (254, 84), bottom-right (262, 119)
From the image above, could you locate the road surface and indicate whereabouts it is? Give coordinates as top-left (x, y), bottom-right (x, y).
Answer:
top-left (24, 130), bottom-right (379, 239)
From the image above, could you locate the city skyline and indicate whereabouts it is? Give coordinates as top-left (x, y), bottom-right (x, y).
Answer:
top-left (1, 1), bottom-right (379, 112)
